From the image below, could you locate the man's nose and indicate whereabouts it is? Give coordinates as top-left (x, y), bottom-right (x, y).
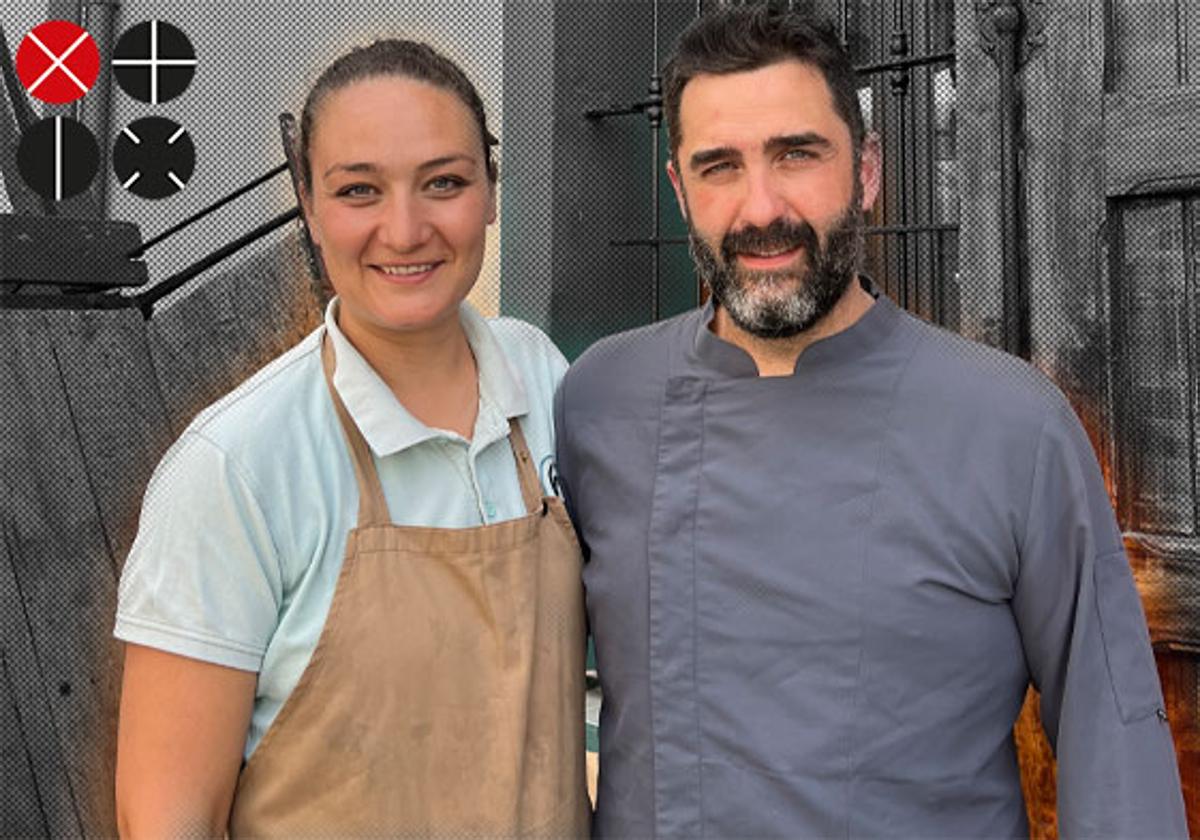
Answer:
top-left (735, 167), bottom-right (789, 229)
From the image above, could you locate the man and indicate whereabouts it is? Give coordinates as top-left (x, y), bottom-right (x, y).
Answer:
top-left (554, 6), bottom-right (1187, 837)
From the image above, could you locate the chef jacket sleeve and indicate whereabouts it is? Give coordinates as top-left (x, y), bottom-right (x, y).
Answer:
top-left (1012, 400), bottom-right (1187, 838)
top-left (552, 374), bottom-right (589, 561)
top-left (114, 431), bottom-right (283, 672)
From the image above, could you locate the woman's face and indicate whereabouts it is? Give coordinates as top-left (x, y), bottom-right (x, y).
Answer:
top-left (303, 75), bottom-right (496, 337)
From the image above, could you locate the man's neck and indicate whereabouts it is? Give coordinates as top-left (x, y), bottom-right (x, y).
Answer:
top-left (711, 279), bottom-right (876, 376)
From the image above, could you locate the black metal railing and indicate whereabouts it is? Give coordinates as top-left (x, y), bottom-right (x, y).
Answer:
top-left (0, 164), bottom-right (297, 317)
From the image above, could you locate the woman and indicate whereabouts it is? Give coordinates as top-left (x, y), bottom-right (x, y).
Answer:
top-left (114, 39), bottom-right (589, 838)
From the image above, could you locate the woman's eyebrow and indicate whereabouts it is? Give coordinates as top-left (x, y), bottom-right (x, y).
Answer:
top-left (323, 155), bottom-right (477, 179)
top-left (323, 161), bottom-right (379, 178)
top-left (416, 154), bottom-right (476, 172)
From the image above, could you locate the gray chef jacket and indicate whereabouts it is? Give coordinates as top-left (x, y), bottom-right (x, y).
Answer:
top-left (554, 282), bottom-right (1186, 838)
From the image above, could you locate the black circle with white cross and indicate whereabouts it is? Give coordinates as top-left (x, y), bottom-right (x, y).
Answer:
top-left (112, 20), bottom-right (196, 104)
top-left (113, 117), bottom-right (195, 199)
top-left (17, 116), bottom-right (99, 201)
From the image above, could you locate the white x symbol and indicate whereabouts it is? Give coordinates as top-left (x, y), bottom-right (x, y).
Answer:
top-left (27, 31), bottom-right (91, 95)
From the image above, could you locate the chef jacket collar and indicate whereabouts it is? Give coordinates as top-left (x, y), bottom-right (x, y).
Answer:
top-left (324, 298), bottom-right (529, 457)
top-left (691, 275), bottom-right (902, 377)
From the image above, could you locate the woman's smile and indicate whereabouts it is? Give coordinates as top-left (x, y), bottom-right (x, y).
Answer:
top-left (371, 261), bottom-right (444, 284)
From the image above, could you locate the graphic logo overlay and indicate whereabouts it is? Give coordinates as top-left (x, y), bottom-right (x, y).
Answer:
top-left (112, 20), bottom-right (196, 104)
top-left (15, 20), bottom-right (100, 105)
top-left (113, 117), bottom-right (195, 199)
top-left (17, 116), bottom-right (100, 200)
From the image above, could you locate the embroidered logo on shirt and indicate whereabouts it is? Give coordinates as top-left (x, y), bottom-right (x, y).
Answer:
top-left (540, 455), bottom-right (562, 498)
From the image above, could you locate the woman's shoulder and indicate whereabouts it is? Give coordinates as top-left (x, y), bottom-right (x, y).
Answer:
top-left (485, 316), bottom-right (566, 368)
top-left (171, 326), bottom-right (331, 480)
top-left (184, 327), bottom-right (328, 454)
top-left (473, 312), bottom-right (567, 407)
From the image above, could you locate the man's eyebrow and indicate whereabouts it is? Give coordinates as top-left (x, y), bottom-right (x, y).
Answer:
top-left (689, 146), bottom-right (741, 171)
top-left (764, 132), bottom-right (833, 153)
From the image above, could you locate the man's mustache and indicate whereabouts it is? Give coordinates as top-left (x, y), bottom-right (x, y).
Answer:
top-left (720, 217), bottom-right (820, 263)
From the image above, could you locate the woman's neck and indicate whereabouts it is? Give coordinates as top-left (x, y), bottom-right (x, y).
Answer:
top-left (336, 305), bottom-right (480, 439)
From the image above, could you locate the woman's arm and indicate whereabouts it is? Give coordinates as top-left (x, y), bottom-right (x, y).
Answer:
top-left (115, 643), bottom-right (256, 839)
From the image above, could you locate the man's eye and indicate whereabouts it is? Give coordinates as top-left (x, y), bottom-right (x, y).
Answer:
top-left (701, 161), bottom-right (735, 177)
top-left (783, 148), bottom-right (817, 161)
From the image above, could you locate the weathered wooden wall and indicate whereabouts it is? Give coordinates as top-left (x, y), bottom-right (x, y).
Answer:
top-left (0, 230), bottom-right (320, 837)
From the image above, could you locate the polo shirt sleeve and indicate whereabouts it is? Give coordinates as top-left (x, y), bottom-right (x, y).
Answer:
top-left (1012, 400), bottom-right (1187, 837)
top-left (115, 430), bottom-right (284, 672)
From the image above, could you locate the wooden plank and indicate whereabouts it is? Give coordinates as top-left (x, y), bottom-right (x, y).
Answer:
top-left (147, 231), bottom-right (324, 430)
top-left (0, 309), bottom-right (121, 837)
top-left (0, 468), bottom-right (82, 839)
top-left (1104, 87), bottom-right (1200, 197)
top-left (48, 308), bottom-right (174, 567)
top-left (1020, 1), bottom-right (1116, 486)
top-left (0, 651), bottom-right (50, 839)
top-left (953, 0), bottom-right (1006, 346)
top-left (1021, 1), bottom-right (1109, 368)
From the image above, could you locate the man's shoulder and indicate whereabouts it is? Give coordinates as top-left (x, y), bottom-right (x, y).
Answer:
top-left (560, 308), bottom-right (701, 403)
top-left (897, 310), bottom-right (1070, 425)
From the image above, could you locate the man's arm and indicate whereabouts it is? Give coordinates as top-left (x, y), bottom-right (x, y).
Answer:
top-left (1013, 401), bottom-right (1186, 837)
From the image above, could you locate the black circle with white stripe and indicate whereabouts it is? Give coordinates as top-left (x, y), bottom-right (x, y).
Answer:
top-left (113, 117), bottom-right (195, 199)
top-left (17, 116), bottom-right (99, 201)
top-left (112, 20), bottom-right (196, 104)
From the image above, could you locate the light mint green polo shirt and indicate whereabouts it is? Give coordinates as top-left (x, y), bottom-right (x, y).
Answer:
top-left (115, 299), bottom-right (568, 759)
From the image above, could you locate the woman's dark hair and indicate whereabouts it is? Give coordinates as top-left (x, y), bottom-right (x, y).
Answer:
top-left (663, 6), bottom-right (864, 161)
top-left (299, 39), bottom-right (498, 189)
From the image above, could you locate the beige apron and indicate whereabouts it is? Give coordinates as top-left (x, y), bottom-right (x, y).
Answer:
top-left (228, 337), bottom-right (590, 838)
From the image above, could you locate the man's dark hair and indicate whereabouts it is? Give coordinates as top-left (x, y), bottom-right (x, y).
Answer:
top-left (663, 5), bottom-right (864, 161)
top-left (299, 39), bottom-right (498, 190)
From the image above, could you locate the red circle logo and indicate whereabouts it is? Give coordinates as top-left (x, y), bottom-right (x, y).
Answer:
top-left (15, 20), bottom-right (100, 105)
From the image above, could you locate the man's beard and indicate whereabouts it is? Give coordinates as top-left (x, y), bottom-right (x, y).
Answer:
top-left (688, 197), bottom-right (864, 340)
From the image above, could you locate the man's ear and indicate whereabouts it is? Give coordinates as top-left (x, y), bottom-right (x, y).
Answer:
top-left (857, 132), bottom-right (882, 212)
top-left (666, 157), bottom-right (688, 222)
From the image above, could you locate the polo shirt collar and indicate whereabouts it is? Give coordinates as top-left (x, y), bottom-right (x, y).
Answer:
top-left (324, 298), bottom-right (529, 457)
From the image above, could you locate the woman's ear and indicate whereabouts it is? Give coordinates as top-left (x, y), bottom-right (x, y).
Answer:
top-left (298, 186), bottom-right (321, 246)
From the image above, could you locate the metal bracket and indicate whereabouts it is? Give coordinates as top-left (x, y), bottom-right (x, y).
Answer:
top-left (975, 0), bottom-right (1047, 68)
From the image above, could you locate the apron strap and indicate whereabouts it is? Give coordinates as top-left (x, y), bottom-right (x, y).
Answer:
top-left (321, 334), bottom-right (392, 528)
top-left (506, 419), bottom-right (544, 515)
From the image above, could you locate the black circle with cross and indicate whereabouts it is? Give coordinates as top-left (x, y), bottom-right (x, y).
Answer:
top-left (112, 19), bottom-right (196, 104)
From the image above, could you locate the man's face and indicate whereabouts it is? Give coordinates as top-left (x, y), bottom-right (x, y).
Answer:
top-left (667, 60), bottom-right (880, 338)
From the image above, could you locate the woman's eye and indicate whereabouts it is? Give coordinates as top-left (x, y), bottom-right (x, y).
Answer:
top-left (336, 184), bottom-right (376, 198)
top-left (428, 175), bottom-right (467, 193)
